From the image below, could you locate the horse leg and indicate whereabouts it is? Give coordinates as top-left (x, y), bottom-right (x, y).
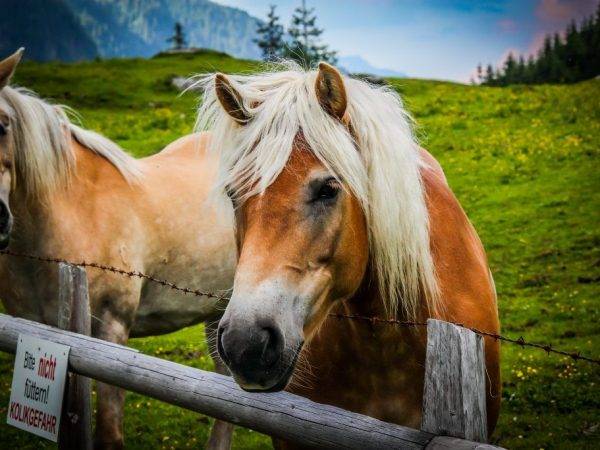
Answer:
top-left (93, 307), bottom-right (132, 450)
top-left (205, 321), bottom-right (234, 450)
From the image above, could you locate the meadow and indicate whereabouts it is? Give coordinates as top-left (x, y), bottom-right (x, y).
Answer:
top-left (0, 51), bottom-right (598, 449)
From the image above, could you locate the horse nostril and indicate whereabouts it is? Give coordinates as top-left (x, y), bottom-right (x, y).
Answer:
top-left (217, 323), bottom-right (231, 365)
top-left (0, 202), bottom-right (7, 222)
top-left (0, 201), bottom-right (10, 233)
top-left (258, 325), bottom-right (283, 368)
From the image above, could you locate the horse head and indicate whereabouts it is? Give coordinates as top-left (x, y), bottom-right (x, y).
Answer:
top-left (0, 48), bottom-right (23, 249)
top-left (212, 64), bottom-right (371, 391)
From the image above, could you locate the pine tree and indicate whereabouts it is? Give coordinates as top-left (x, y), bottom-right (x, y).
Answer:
top-left (580, 16), bottom-right (596, 79)
top-left (485, 64), bottom-right (495, 85)
top-left (167, 22), bottom-right (187, 51)
top-left (503, 52), bottom-right (517, 85)
top-left (564, 20), bottom-right (585, 82)
top-left (525, 55), bottom-right (536, 83)
top-left (476, 63), bottom-right (483, 84)
top-left (284, 0), bottom-right (337, 67)
top-left (516, 55), bottom-right (526, 83)
top-left (255, 5), bottom-right (285, 61)
top-left (536, 35), bottom-right (554, 82)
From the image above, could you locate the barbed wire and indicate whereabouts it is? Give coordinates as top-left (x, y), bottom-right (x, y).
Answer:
top-left (1, 249), bottom-right (598, 366)
top-left (0, 249), bottom-right (226, 301)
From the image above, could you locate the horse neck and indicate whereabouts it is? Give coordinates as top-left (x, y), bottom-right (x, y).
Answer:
top-left (9, 142), bottom-right (98, 252)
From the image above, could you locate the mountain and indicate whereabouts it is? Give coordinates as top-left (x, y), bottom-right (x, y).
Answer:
top-left (338, 55), bottom-right (406, 78)
top-left (1, 0), bottom-right (262, 62)
top-left (0, 0), bottom-right (98, 62)
top-left (68, 0), bottom-right (262, 59)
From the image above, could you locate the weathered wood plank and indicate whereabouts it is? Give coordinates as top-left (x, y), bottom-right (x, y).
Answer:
top-left (421, 319), bottom-right (488, 443)
top-left (57, 264), bottom-right (93, 450)
top-left (57, 263), bottom-right (73, 330)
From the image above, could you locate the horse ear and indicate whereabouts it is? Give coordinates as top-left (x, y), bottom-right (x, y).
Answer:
top-left (0, 48), bottom-right (24, 89)
top-left (315, 62), bottom-right (347, 120)
top-left (215, 73), bottom-right (250, 125)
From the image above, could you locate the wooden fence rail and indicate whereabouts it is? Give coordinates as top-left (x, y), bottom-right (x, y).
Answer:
top-left (0, 313), bottom-right (503, 449)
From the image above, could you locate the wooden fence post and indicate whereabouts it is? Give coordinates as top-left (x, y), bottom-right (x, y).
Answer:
top-left (58, 263), bottom-right (93, 450)
top-left (421, 319), bottom-right (488, 444)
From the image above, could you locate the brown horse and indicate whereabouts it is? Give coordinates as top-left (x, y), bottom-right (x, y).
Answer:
top-left (0, 49), bottom-right (237, 449)
top-left (195, 62), bottom-right (501, 446)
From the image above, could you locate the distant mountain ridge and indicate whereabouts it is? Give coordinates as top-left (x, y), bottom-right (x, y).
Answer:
top-left (1, 0), bottom-right (262, 62)
top-left (69, 0), bottom-right (262, 59)
top-left (338, 55), bottom-right (406, 78)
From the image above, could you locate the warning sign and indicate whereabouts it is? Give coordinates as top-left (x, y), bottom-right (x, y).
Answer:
top-left (6, 334), bottom-right (70, 442)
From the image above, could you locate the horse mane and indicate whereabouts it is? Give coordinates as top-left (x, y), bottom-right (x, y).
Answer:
top-left (0, 86), bottom-right (141, 199)
top-left (194, 62), bottom-right (440, 320)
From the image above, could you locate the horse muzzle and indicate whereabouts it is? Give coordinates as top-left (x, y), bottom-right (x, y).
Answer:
top-left (217, 318), bottom-right (302, 392)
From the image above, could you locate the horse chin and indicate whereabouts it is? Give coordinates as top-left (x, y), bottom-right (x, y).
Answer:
top-left (0, 234), bottom-right (9, 250)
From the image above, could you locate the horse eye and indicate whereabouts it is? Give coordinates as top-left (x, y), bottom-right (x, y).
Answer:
top-left (312, 178), bottom-right (340, 202)
top-left (0, 124), bottom-right (6, 136)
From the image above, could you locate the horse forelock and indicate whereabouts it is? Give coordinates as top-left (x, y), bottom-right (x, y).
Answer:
top-left (195, 62), bottom-right (441, 320)
top-left (0, 86), bottom-right (141, 200)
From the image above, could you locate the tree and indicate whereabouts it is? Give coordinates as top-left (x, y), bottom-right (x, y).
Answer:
top-left (484, 64), bottom-right (496, 85)
top-left (516, 55), bottom-right (526, 82)
top-left (503, 52), bottom-right (517, 85)
top-left (525, 55), bottom-right (536, 83)
top-left (167, 22), bottom-right (187, 51)
top-left (476, 63), bottom-right (483, 84)
top-left (563, 20), bottom-right (585, 82)
top-left (255, 5), bottom-right (285, 61)
top-left (548, 33), bottom-right (566, 82)
top-left (284, 0), bottom-right (337, 67)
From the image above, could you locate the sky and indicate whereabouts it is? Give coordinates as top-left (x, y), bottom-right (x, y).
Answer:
top-left (214, 0), bottom-right (598, 82)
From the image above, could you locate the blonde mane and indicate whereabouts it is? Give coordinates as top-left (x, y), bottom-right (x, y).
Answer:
top-left (0, 86), bottom-right (141, 199)
top-left (195, 63), bottom-right (440, 320)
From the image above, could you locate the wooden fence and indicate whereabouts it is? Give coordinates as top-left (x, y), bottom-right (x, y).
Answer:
top-left (0, 265), bottom-right (503, 449)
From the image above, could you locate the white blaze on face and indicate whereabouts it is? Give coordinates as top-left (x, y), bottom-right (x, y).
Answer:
top-left (218, 260), bottom-right (334, 391)
top-left (226, 274), bottom-right (303, 342)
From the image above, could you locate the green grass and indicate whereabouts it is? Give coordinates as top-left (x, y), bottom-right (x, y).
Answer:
top-left (0, 52), bottom-right (598, 449)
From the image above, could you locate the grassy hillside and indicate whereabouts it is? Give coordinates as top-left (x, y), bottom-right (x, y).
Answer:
top-left (0, 52), bottom-right (598, 449)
